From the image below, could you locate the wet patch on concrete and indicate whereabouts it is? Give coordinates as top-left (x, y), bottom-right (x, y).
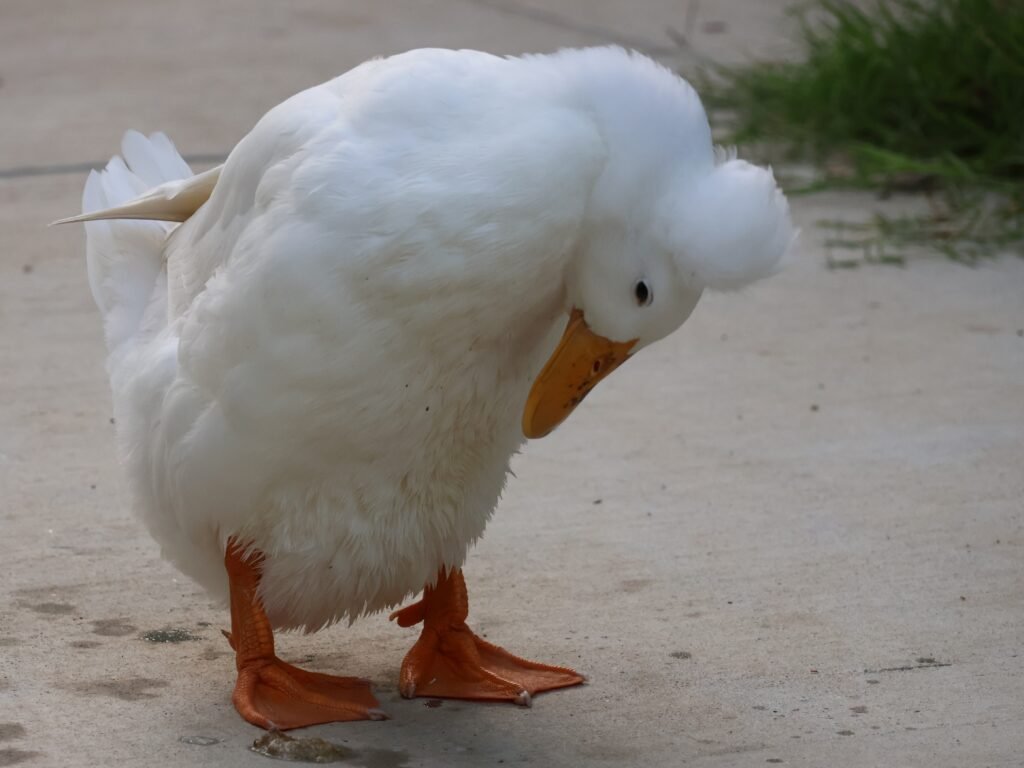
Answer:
top-left (669, 651), bottom-right (692, 660)
top-left (180, 735), bottom-right (222, 746)
top-left (92, 618), bottom-right (137, 637)
top-left (0, 725), bottom-right (26, 742)
top-left (74, 677), bottom-right (169, 701)
top-left (15, 585), bottom-right (81, 617)
top-left (70, 640), bottom-right (102, 649)
top-left (14, 585), bottom-right (82, 607)
top-left (0, 748), bottom-right (42, 766)
top-left (50, 544), bottom-right (117, 557)
top-left (141, 628), bottom-right (199, 643)
top-left (850, 705), bottom-right (868, 714)
top-left (619, 578), bottom-right (654, 594)
top-left (25, 602), bottom-right (75, 616)
top-left (200, 646), bottom-right (230, 661)
top-left (0, 639), bottom-right (19, 647)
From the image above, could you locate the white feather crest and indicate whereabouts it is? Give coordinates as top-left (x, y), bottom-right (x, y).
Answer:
top-left (669, 159), bottom-right (796, 291)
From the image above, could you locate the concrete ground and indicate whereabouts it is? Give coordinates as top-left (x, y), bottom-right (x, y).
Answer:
top-left (2, 1), bottom-right (1022, 766)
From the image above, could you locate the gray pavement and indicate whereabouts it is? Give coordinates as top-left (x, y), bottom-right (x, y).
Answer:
top-left (2, 2), bottom-right (1022, 767)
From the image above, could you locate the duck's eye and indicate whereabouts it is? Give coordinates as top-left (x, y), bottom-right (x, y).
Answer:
top-left (634, 279), bottom-right (653, 307)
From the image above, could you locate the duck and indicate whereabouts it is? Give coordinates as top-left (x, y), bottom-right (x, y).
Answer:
top-left (58, 46), bottom-right (794, 730)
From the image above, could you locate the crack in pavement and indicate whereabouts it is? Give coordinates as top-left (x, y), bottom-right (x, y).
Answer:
top-left (0, 153), bottom-right (226, 181)
top-left (864, 659), bottom-right (952, 674)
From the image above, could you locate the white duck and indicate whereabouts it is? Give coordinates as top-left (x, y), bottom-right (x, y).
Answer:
top-left (61, 47), bottom-right (793, 729)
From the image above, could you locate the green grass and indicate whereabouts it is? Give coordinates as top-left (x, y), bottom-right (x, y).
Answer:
top-left (703, 0), bottom-right (1024, 263)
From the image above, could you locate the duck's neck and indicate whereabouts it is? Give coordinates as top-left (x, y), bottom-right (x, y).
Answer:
top-left (417, 255), bottom-right (572, 379)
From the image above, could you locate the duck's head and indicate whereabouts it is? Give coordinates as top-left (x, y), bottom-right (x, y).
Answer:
top-left (522, 154), bottom-right (795, 439)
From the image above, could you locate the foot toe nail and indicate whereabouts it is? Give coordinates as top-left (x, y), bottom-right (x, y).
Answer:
top-left (368, 708), bottom-right (389, 721)
top-left (514, 690), bottom-right (532, 707)
top-left (400, 683), bottom-right (416, 699)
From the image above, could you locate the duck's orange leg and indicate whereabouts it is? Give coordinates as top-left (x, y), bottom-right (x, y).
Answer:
top-left (389, 568), bottom-right (583, 705)
top-left (224, 539), bottom-right (385, 729)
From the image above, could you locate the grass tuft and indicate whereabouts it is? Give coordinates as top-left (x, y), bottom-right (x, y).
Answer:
top-left (703, 0), bottom-right (1024, 263)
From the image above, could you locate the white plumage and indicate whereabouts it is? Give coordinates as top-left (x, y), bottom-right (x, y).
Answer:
top-left (77, 47), bottom-right (793, 634)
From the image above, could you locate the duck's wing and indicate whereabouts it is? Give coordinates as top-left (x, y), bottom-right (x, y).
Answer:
top-left (161, 84), bottom-right (349, 319)
top-left (165, 48), bottom-right (610, 321)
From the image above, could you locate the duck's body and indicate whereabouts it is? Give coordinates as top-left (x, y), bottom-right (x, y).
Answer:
top-left (72, 47), bottom-right (793, 728)
top-left (96, 47), bottom-right (716, 630)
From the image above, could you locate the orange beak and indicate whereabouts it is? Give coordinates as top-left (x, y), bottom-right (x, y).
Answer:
top-left (522, 308), bottom-right (638, 439)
